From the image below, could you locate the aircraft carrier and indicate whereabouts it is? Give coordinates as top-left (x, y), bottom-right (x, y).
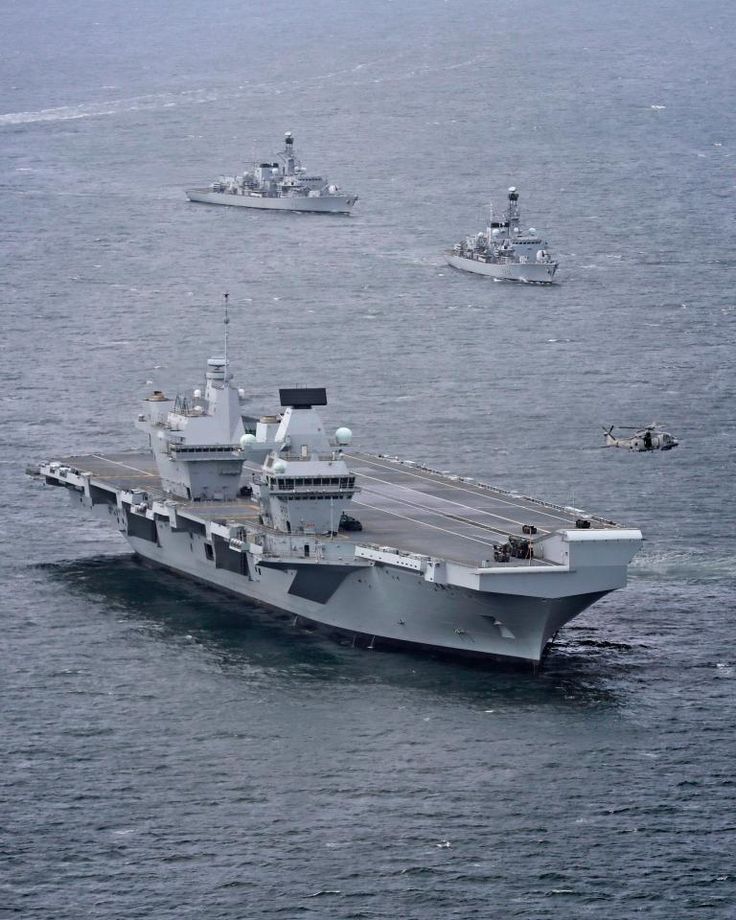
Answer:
top-left (186, 131), bottom-right (357, 214)
top-left (28, 325), bottom-right (642, 667)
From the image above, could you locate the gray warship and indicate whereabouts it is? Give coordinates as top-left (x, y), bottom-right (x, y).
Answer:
top-left (449, 187), bottom-right (558, 283)
top-left (29, 308), bottom-right (641, 668)
top-left (186, 132), bottom-right (358, 214)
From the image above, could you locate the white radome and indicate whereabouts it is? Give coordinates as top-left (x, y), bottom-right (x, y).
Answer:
top-left (240, 433), bottom-right (257, 450)
top-left (193, 389), bottom-right (202, 399)
top-left (272, 459), bottom-right (287, 474)
top-left (335, 426), bottom-right (352, 446)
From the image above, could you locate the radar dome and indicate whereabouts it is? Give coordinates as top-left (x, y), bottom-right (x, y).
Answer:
top-left (335, 426), bottom-right (352, 446)
top-left (528, 228), bottom-right (536, 235)
top-left (240, 433), bottom-right (257, 450)
top-left (508, 186), bottom-right (517, 193)
top-left (193, 388), bottom-right (202, 399)
top-left (238, 388), bottom-right (246, 399)
top-left (272, 459), bottom-right (287, 474)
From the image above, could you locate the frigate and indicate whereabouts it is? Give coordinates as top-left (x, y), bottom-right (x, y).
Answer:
top-left (185, 132), bottom-right (358, 214)
top-left (28, 304), bottom-right (641, 668)
top-left (449, 187), bottom-right (558, 283)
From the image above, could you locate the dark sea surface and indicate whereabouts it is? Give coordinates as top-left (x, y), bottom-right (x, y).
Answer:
top-left (2, 1), bottom-right (735, 916)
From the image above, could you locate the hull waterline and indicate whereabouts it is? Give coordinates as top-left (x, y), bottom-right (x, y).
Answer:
top-left (186, 188), bottom-right (357, 214)
top-left (448, 253), bottom-right (558, 283)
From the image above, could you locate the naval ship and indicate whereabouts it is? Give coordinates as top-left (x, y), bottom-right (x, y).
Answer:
top-left (449, 188), bottom-right (558, 283)
top-left (185, 132), bottom-right (358, 214)
top-left (29, 313), bottom-right (641, 668)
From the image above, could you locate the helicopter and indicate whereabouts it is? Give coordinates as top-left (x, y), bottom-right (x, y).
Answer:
top-left (603, 423), bottom-right (679, 452)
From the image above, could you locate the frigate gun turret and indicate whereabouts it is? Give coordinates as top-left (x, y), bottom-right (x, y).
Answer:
top-left (185, 131), bottom-right (358, 214)
top-left (448, 187), bottom-right (558, 283)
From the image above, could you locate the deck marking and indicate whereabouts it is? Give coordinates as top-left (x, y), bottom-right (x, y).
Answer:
top-left (91, 454), bottom-right (156, 477)
top-left (352, 454), bottom-right (576, 524)
top-left (360, 486), bottom-right (512, 539)
top-left (348, 453), bottom-right (594, 527)
top-left (353, 498), bottom-right (499, 552)
top-left (357, 473), bottom-right (552, 535)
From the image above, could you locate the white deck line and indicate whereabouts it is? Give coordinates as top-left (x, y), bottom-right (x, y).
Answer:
top-left (360, 485), bottom-right (515, 539)
top-left (354, 498), bottom-right (556, 568)
top-left (349, 454), bottom-right (585, 527)
top-left (357, 472), bottom-right (553, 535)
top-left (91, 454), bottom-right (156, 477)
top-left (353, 498), bottom-right (500, 553)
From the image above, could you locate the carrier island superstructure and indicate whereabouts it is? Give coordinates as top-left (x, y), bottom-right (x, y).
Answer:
top-left (185, 132), bottom-right (358, 214)
top-left (29, 347), bottom-right (642, 668)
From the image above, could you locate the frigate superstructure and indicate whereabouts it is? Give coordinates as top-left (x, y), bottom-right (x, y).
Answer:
top-left (449, 188), bottom-right (558, 283)
top-left (186, 132), bottom-right (358, 214)
top-left (29, 314), bottom-right (642, 668)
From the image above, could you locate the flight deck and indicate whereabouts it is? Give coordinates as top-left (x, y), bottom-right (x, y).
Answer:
top-left (54, 449), bottom-right (616, 569)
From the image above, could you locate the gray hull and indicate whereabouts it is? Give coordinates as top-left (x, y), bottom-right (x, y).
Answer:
top-left (130, 525), bottom-right (604, 664)
top-left (58, 487), bottom-right (633, 666)
top-left (34, 440), bottom-right (641, 669)
top-left (448, 253), bottom-right (557, 283)
top-left (186, 188), bottom-right (357, 214)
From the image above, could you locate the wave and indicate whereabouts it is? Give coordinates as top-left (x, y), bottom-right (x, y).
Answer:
top-left (0, 88), bottom-right (221, 127)
top-left (632, 549), bottom-right (736, 583)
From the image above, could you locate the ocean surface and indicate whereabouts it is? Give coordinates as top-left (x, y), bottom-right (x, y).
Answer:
top-left (2, 1), bottom-right (735, 916)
